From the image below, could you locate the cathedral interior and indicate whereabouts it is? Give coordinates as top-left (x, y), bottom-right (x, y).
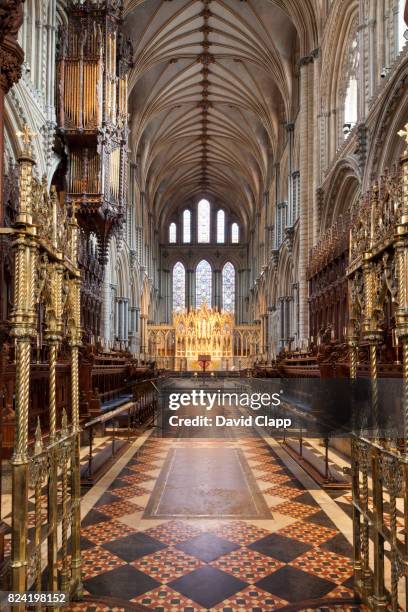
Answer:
top-left (1, 0), bottom-right (408, 610)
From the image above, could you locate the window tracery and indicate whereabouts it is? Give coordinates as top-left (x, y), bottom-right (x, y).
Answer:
top-left (217, 210), bottom-right (225, 243)
top-left (231, 223), bottom-right (239, 244)
top-left (197, 199), bottom-right (210, 243)
top-left (343, 25), bottom-right (359, 137)
top-left (173, 262), bottom-right (186, 311)
top-left (183, 210), bottom-right (191, 243)
top-left (196, 260), bottom-right (212, 307)
top-left (169, 222), bottom-right (177, 244)
top-left (222, 262), bottom-right (235, 313)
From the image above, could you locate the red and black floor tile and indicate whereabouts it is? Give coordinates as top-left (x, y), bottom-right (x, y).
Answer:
top-left (63, 435), bottom-right (356, 611)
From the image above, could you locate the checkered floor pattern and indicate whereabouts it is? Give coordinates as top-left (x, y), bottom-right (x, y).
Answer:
top-left (64, 436), bottom-right (357, 611)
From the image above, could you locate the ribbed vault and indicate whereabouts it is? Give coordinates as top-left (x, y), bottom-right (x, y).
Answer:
top-left (123, 0), bottom-right (315, 228)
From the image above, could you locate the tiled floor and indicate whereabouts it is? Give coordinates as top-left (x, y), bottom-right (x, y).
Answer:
top-left (64, 435), bottom-right (357, 611)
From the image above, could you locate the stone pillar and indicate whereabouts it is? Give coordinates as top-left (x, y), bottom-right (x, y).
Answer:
top-left (293, 283), bottom-right (299, 348)
top-left (267, 307), bottom-right (275, 361)
top-left (264, 313), bottom-right (269, 358)
top-left (298, 52), bottom-right (317, 343)
top-left (113, 296), bottom-right (118, 341)
top-left (117, 299), bottom-right (123, 342)
top-left (285, 297), bottom-right (292, 348)
top-left (129, 306), bottom-right (137, 354)
top-left (133, 307), bottom-right (141, 355)
top-left (164, 269), bottom-right (171, 323)
top-left (159, 268), bottom-right (170, 323)
top-left (279, 297), bottom-right (285, 349)
top-left (238, 269), bottom-right (247, 324)
top-left (312, 52), bottom-right (321, 243)
top-left (213, 269), bottom-right (222, 310)
top-left (274, 163), bottom-right (280, 249)
top-left (140, 314), bottom-right (148, 355)
top-left (124, 299), bottom-right (129, 344)
top-left (186, 269), bottom-right (195, 310)
top-left (286, 123), bottom-right (295, 225)
top-left (101, 271), bottom-right (111, 349)
top-left (261, 314), bottom-right (268, 355)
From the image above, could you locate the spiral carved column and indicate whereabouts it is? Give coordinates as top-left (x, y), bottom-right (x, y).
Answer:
top-left (47, 340), bottom-right (59, 593)
top-left (70, 276), bottom-right (83, 600)
top-left (9, 140), bottom-right (37, 607)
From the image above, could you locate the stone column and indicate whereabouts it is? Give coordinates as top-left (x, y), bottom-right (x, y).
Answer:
top-left (186, 269), bottom-right (195, 310)
top-left (261, 314), bottom-right (268, 355)
top-left (213, 269), bottom-right (222, 310)
top-left (164, 269), bottom-right (171, 323)
top-left (286, 123), bottom-right (295, 225)
top-left (124, 299), bottom-right (129, 344)
top-left (129, 306), bottom-right (137, 354)
top-left (293, 283), bottom-right (299, 348)
top-left (267, 307), bottom-right (275, 361)
top-left (274, 163), bottom-right (280, 250)
top-left (101, 269), bottom-right (111, 350)
top-left (117, 299), bottom-right (122, 342)
top-left (298, 52), bottom-right (317, 343)
top-left (140, 314), bottom-right (148, 355)
top-left (113, 295), bottom-right (119, 341)
top-left (134, 307), bottom-right (140, 355)
top-left (285, 297), bottom-right (292, 348)
top-left (279, 297), bottom-right (285, 349)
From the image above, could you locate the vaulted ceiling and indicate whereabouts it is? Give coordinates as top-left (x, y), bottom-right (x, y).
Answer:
top-left (123, 0), bottom-right (317, 229)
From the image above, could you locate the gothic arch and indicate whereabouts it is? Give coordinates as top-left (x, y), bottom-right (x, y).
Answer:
top-left (117, 249), bottom-right (131, 300)
top-left (321, 157), bottom-right (361, 231)
top-left (130, 266), bottom-right (142, 310)
top-left (277, 245), bottom-right (294, 298)
top-left (364, 56), bottom-right (408, 183)
top-left (320, 0), bottom-right (359, 156)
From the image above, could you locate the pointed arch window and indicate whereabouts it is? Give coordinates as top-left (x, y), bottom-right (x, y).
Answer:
top-left (173, 262), bottom-right (186, 312)
top-left (169, 223), bottom-right (177, 244)
top-left (183, 210), bottom-right (191, 243)
top-left (398, 0), bottom-right (407, 53)
top-left (222, 262), bottom-right (235, 313)
top-left (197, 199), bottom-right (210, 243)
top-left (196, 260), bottom-right (212, 307)
top-left (217, 210), bottom-right (225, 243)
top-left (231, 223), bottom-right (239, 244)
top-left (343, 28), bottom-right (359, 137)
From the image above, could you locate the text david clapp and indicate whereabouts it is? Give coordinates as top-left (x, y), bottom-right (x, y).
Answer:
top-left (168, 415), bottom-right (292, 428)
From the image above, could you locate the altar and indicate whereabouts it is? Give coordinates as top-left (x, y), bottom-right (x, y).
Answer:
top-left (147, 305), bottom-right (260, 371)
top-left (174, 305), bottom-right (233, 371)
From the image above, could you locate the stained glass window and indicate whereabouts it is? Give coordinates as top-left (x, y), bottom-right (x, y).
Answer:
top-left (183, 210), bottom-right (191, 243)
top-left (222, 262), bottom-right (235, 313)
top-left (197, 199), bottom-right (210, 243)
top-left (217, 210), bottom-right (225, 243)
top-left (231, 222), bottom-right (239, 243)
top-left (169, 223), bottom-right (177, 243)
top-left (196, 260), bottom-right (212, 307)
top-left (173, 262), bottom-right (185, 312)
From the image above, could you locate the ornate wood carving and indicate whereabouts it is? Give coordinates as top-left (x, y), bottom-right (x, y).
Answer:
top-left (57, 0), bottom-right (132, 262)
top-left (308, 213), bottom-right (350, 345)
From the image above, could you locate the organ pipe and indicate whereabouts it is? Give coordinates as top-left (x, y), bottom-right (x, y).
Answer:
top-left (57, 0), bottom-right (132, 248)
